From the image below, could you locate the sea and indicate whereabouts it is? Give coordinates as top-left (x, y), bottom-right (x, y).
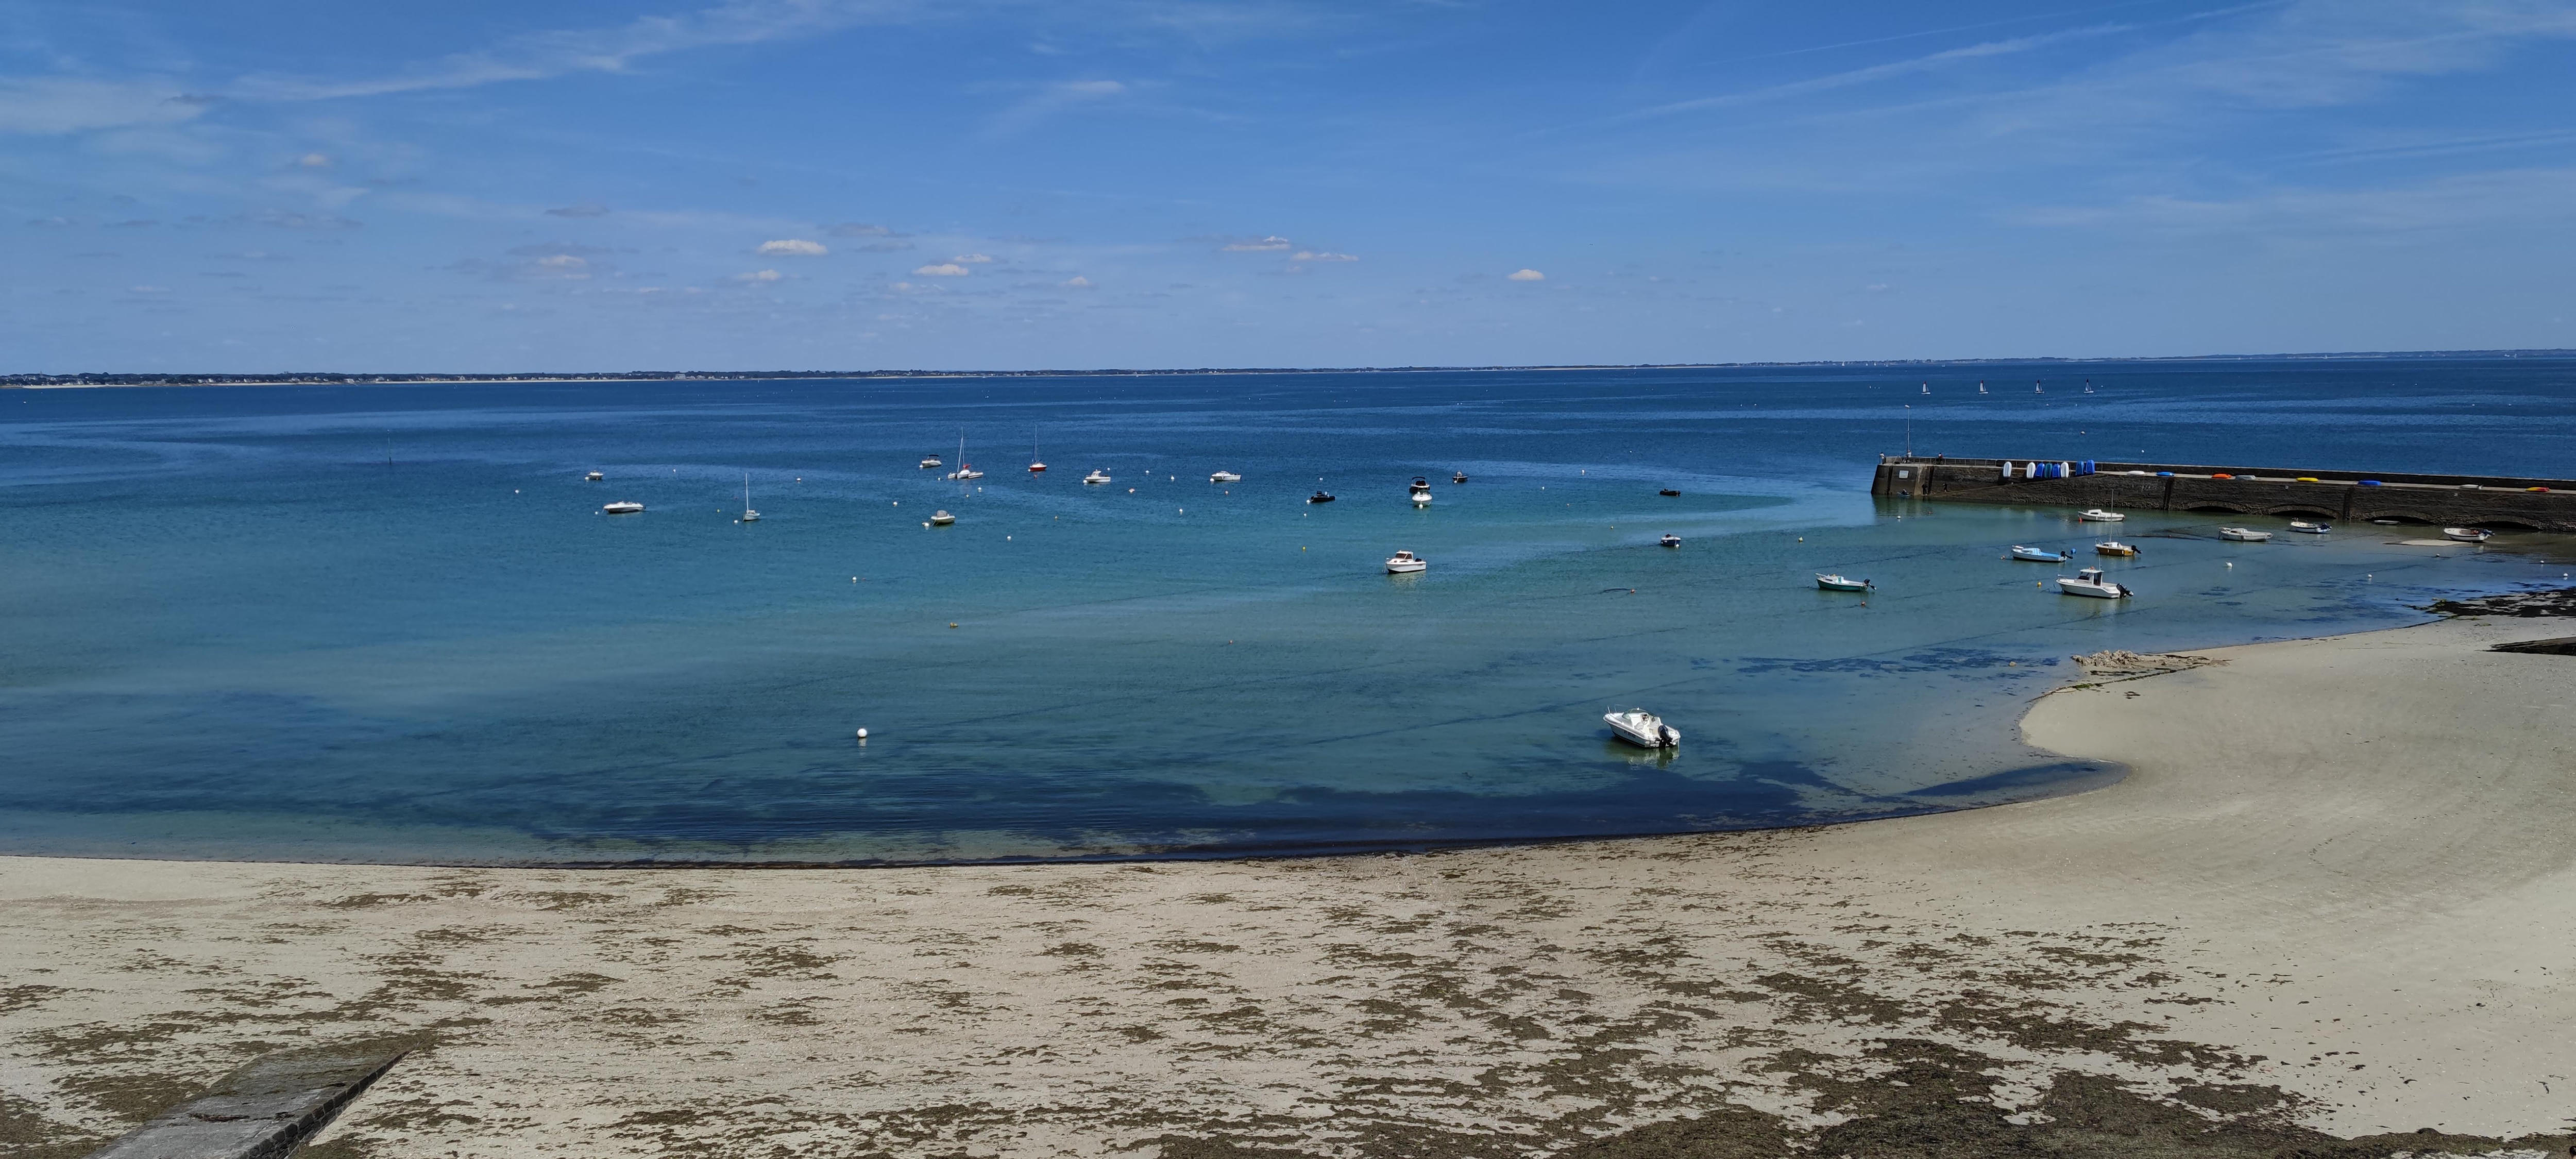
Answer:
top-left (3, 358), bottom-right (2572, 865)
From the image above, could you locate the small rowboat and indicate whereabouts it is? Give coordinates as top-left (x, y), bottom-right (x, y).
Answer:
top-left (2218, 527), bottom-right (2271, 541)
top-left (2443, 526), bottom-right (2494, 543)
top-left (2010, 545), bottom-right (2070, 563)
top-left (1816, 573), bottom-right (1872, 591)
top-left (2287, 521), bottom-right (2331, 534)
top-left (2094, 541), bottom-right (2138, 557)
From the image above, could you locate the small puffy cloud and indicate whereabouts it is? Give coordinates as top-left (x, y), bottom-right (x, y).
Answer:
top-left (545, 202), bottom-right (610, 217)
top-left (1507, 268), bottom-right (1546, 281)
top-left (1223, 235), bottom-right (1292, 252)
top-left (953, 252), bottom-right (994, 263)
top-left (1063, 276), bottom-right (1093, 287)
top-left (297, 152), bottom-right (332, 167)
top-left (913, 262), bottom-right (970, 277)
top-left (736, 268), bottom-right (783, 282)
top-left (757, 238), bottom-right (828, 255)
top-left (1292, 250), bottom-right (1356, 262)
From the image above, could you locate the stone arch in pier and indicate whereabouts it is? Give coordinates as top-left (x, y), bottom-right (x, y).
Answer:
top-left (2264, 505), bottom-right (2340, 519)
top-left (2182, 502), bottom-right (2250, 514)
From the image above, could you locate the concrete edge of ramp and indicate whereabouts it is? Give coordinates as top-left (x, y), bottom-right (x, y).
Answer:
top-left (83, 1042), bottom-right (410, 1159)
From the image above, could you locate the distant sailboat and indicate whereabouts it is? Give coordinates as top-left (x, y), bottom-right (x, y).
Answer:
top-left (1920, 383), bottom-right (1929, 395)
top-left (738, 473), bottom-right (759, 522)
top-left (2035, 380), bottom-right (2044, 395)
top-left (2083, 380), bottom-right (2095, 394)
top-left (1978, 381), bottom-right (1988, 395)
top-left (1029, 428), bottom-right (1045, 473)
top-left (947, 430), bottom-right (982, 480)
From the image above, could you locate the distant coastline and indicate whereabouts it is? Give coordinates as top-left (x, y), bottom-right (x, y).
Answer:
top-left (6, 347), bottom-right (2573, 388)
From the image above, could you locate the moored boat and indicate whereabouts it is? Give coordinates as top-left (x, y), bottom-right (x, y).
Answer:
top-left (929, 509), bottom-right (956, 525)
top-left (2010, 545), bottom-right (2070, 563)
top-left (1385, 549), bottom-right (1427, 574)
top-left (2443, 526), bottom-right (2494, 543)
top-left (1604, 708), bottom-right (1680, 748)
top-left (584, 470), bottom-right (604, 482)
top-left (1210, 470), bottom-right (1242, 483)
top-left (601, 500), bottom-right (645, 514)
top-left (1308, 490), bottom-right (1336, 503)
top-left (1451, 471), bottom-right (1469, 483)
top-left (1658, 487), bottom-right (1680, 497)
top-left (2056, 567), bottom-right (2131, 599)
top-left (919, 454), bottom-right (941, 469)
top-left (2287, 521), bottom-right (2331, 534)
top-left (1659, 534), bottom-right (1681, 548)
top-left (1083, 469), bottom-right (1112, 485)
top-left (1816, 573), bottom-right (1871, 591)
top-left (2093, 541), bottom-right (2138, 557)
top-left (2078, 508), bottom-right (2125, 522)
top-left (2218, 526), bottom-right (2272, 541)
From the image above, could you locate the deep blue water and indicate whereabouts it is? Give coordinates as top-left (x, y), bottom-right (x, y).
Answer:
top-left (3, 359), bottom-right (2571, 864)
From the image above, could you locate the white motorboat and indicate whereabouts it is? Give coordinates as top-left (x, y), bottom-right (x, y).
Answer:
top-left (2443, 526), bottom-right (2494, 543)
top-left (1210, 470), bottom-right (1241, 483)
top-left (2093, 541), bottom-right (2137, 557)
top-left (1410, 476), bottom-right (1433, 505)
top-left (1604, 708), bottom-right (1680, 749)
top-left (929, 509), bottom-right (956, 525)
top-left (1385, 550), bottom-right (1427, 574)
top-left (738, 473), bottom-right (759, 523)
top-left (2078, 508), bottom-right (2126, 522)
top-left (584, 470), bottom-right (604, 482)
top-left (1082, 469), bottom-right (1112, 485)
top-left (919, 454), bottom-right (941, 469)
top-left (2011, 545), bottom-right (2070, 563)
top-left (2057, 567), bottom-right (2131, 599)
top-left (602, 500), bottom-right (645, 514)
top-left (2287, 521), bottom-right (2331, 534)
top-left (2218, 527), bottom-right (2271, 542)
top-left (1815, 573), bottom-right (1871, 591)
top-left (1659, 534), bottom-right (1682, 548)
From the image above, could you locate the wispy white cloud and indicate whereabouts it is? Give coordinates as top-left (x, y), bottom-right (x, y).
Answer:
top-left (1292, 250), bottom-right (1356, 262)
top-left (1222, 235), bottom-right (1292, 251)
top-left (735, 268), bottom-right (783, 281)
top-left (1624, 24), bottom-right (2138, 121)
top-left (953, 252), bottom-right (994, 263)
top-left (0, 78), bottom-right (211, 134)
top-left (758, 237), bottom-right (828, 255)
top-left (1506, 268), bottom-right (1545, 281)
top-left (914, 262), bottom-right (970, 276)
top-left (2012, 166), bottom-right (2576, 233)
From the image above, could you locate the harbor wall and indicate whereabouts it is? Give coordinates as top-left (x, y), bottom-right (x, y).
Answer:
top-left (1869, 456), bottom-right (2576, 532)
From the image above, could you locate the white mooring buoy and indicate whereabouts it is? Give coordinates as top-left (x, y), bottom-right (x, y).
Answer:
top-left (855, 727), bottom-right (869, 740)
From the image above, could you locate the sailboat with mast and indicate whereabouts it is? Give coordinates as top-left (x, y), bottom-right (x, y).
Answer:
top-left (737, 473), bottom-right (759, 523)
top-left (947, 430), bottom-right (982, 480)
top-left (1028, 427), bottom-right (1045, 473)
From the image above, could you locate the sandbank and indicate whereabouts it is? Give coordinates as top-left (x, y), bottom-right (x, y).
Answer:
top-left (3, 615), bottom-right (2570, 1157)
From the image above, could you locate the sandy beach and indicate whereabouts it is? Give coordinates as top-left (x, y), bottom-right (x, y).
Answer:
top-left (4, 613), bottom-right (2571, 1158)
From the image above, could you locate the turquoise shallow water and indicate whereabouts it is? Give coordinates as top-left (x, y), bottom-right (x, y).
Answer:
top-left (2, 360), bottom-right (2571, 863)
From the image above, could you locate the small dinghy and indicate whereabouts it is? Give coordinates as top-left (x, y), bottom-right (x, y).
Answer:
top-left (601, 500), bottom-right (645, 514)
top-left (1451, 472), bottom-right (1469, 484)
top-left (1659, 534), bottom-right (1682, 548)
top-left (1816, 573), bottom-right (1872, 591)
top-left (1410, 477), bottom-right (1433, 505)
top-left (2443, 526), bottom-right (2494, 543)
top-left (2011, 545), bottom-right (2070, 563)
top-left (1385, 549), bottom-right (1427, 574)
top-left (1083, 469), bottom-right (1112, 485)
top-left (1604, 708), bottom-right (1680, 749)
top-left (2287, 521), bottom-right (2331, 534)
top-left (2094, 541), bottom-right (2138, 557)
top-left (584, 470), bottom-right (604, 482)
top-left (2078, 508), bottom-right (2126, 522)
top-left (929, 509), bottom-right (956, 525)
top-left (1210, 470), bottom-right (1241, 483)
top-left (1658, 488), bottom-right (1681, 497)
top-left (1308, 490), bottom-right (1336, 503)
top-left (2218, 527), bottom-right (2272, 542)
top-left (2057, 567), bottom-right (2131, 599)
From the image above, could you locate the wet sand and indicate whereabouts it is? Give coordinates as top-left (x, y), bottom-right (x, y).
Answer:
top-left (3, 615), bottom-right (2571, 1157)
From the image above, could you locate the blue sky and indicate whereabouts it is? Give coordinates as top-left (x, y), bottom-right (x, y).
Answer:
top-left (6, 0), bottom-right (2574, 371)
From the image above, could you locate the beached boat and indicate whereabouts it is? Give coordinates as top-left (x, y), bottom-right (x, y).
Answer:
top-left (2057, 567), bottom-right (2131, 599)
top-left (1604, 708), bottom-right (1679, 748)
top-left (1410, 477), bottom-right (1433, 505)
top-left (2094, 541), bottom-right (2137, 557)
top-left (2287, 521), bottom-right (2331, 534)
top-left (1210, 470), bottom-right (1241, 483)
top-left (2218, 527), bottom-right (2272, 541)
top-left (1385, 549), bottom-right (1427, 574)
top-left (2078, 508), bottom-right (2125, 522)
top-left (584, 470), bottom-right (603, 482)
top-left (1660, 534), bottom-right (1681, 548)
top-left (2444, 526), bottom-right (2495, 543)
top-left (1308, 490), bottom-right (1336, 503)
top-left (1816, 573), bottom-right (1871, 591)
top-left (738, 473), bottom-right (759, 523)
top-left (1083, 469), bottom-right (1112, 485)
top-left (602, 500), bottom-right (645, 514)
top-left (2011, 546), bottom-right (2070, 563)
top-left (929, 509), bottom-right (955, 525)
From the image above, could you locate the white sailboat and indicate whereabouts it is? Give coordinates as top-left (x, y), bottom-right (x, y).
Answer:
top-left (738, 473), bottom-right (759, 522)
top-left (1029, 428), bottom-right (1045, 473)
top-left (946, 431), bottom-right (982, 480)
